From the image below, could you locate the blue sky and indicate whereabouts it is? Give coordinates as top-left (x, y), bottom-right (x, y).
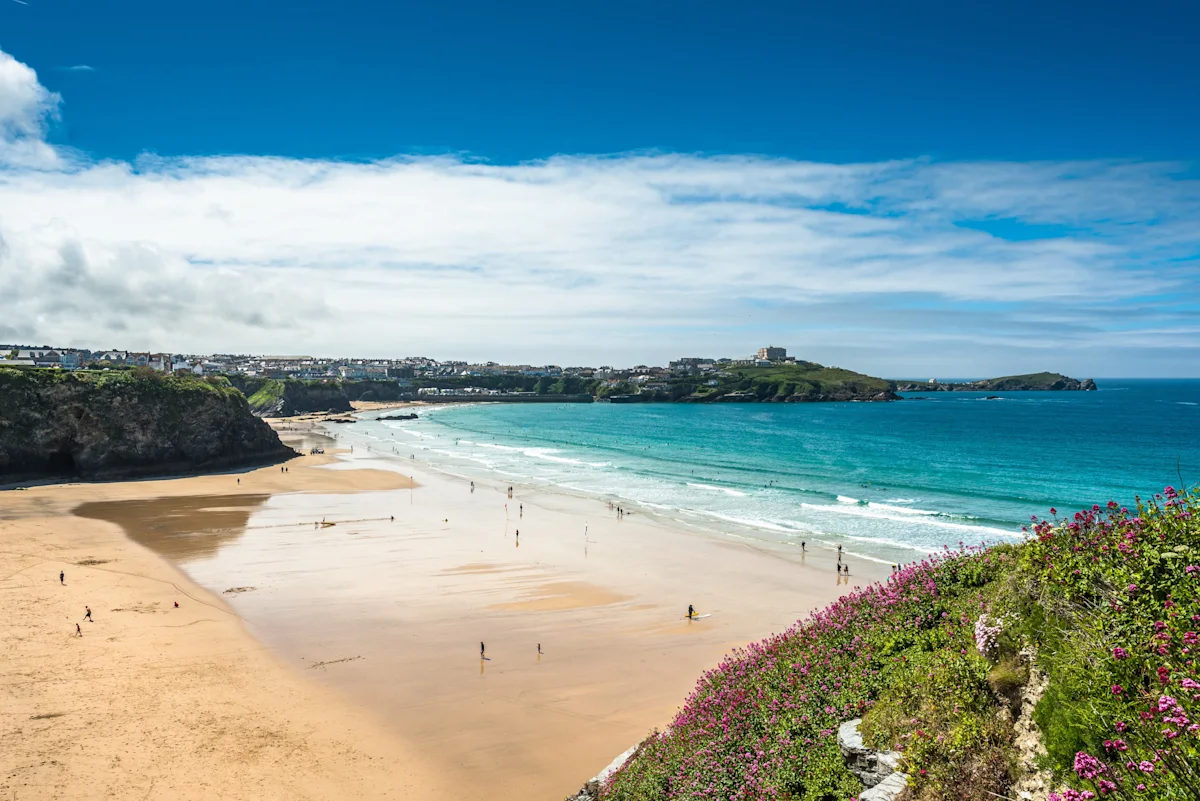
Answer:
top-left (7, 0), bottom-right (1200, 164)
top-left (0, 1), bottom-right (1198, 375)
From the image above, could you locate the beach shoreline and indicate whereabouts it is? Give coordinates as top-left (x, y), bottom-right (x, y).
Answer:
top-left (2, 420), bottom-right (888, 800)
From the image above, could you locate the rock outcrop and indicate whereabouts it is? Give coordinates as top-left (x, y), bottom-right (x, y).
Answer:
top-left (838, 719), bottom-right (909, 801)
top-left (565, 743), bottom-right (641, 801)
top-left (235, 377), bottom-right (411, 417)
top-left (0, 368), bottom-right (295, 482)
top-left (895, 372), bottom-right (1096, 393)
top-left (1011, 648), bottom-right (1054, 801)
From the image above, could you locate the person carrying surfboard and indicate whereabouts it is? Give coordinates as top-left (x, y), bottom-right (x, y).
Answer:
top-left (687, 604), bottom-right (695, 619)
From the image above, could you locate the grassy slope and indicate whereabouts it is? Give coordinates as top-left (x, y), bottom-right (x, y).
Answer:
top-left (246, 378), bottom-right (286, 412)
top-left (603, 490), bottom-right (1200, 801)
top-left (0, 366), bottom-right (241, 401)
top-left (971, 372), bottom-right (1076, 389)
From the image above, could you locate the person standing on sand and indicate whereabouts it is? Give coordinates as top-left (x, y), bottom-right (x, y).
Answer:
top-left (687, 604), bottom-right (695, 619)
top-left (480, 641), bottom-right (485, 659)
top-left (801, 541), bottom-right (806, 552)
top-left (76, 623), bottom-right (81, 637)
top-left (59, 570), bottom-right (64, 585)
top-left (84, 606), bottom-right (92, 622)
top-left (537, 643), bottom-right (542, 655)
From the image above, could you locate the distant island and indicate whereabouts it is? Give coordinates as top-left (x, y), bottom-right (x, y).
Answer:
top-left (894, 372), bottom-right (1097, 393)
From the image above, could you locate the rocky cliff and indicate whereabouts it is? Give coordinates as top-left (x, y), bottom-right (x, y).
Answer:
top-left (0, 368), bottom-right (295, 482)
top-left (895, 372), bottom-right (1097, 392)
top-left (235, 378), bottom-right (410, 417)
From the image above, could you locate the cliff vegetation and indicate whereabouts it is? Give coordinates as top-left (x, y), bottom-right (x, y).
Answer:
top-left (0, 367), bottom-right (294, 481)
top-left (601, 489), bottom-right (1200, 801)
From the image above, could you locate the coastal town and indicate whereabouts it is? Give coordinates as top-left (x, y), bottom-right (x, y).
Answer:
top-left (1, 344), bottom-right (807, 396)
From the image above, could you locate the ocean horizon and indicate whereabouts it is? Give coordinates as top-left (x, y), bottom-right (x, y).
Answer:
top-left (344, 378), bottom-right (1200, 565)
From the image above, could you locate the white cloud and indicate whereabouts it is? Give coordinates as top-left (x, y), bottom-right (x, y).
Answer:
top-left (0, 47), bottom-right (1197, 375)
top-left (0, 49), bottom-right (61, 168)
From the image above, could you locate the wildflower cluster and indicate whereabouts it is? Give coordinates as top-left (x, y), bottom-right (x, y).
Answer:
top-left (604, 488), bottom-right (1200, 801)
top-left (974, 614), bottom-right (1004, 658)
top-left (1019, 488), bottom-right (1200, 800)
top-left (602, 548), bottom-right (1013, 800)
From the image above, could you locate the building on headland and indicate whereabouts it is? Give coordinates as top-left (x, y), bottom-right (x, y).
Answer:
top-left (756, 346), bottom-right (787, 362)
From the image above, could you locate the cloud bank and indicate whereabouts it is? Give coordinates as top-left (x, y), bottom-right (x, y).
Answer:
top-left (0, 47), bottom-right (1197, 375)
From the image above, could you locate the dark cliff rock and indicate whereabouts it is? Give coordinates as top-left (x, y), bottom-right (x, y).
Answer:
top-left (236, 378), bottom-right (410, 417)
top-left (0, 368), bottom-right (295, 482)
top-left (895, 372), bottom-right (1096, 393)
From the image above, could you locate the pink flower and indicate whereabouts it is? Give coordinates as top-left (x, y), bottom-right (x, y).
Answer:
top-left (1139, 760), bottom-right (1155, 773)
top-left (1112, 646), bottom-right (1128, 660)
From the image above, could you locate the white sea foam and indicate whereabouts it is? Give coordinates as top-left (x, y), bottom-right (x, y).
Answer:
top-left (868, 502), bottom-right (941, 516)
top-left (836, 495), bottom-right (860, 504)
top-left (802, 502), bottom-right (1019, 538)
top-left (687, 483), bottom-right (749, 497)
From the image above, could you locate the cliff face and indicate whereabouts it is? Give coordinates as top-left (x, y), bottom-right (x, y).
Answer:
top-left (240, 379), bottom-right (409, 417)
top-left (0, 368), bottom-right (295, 481)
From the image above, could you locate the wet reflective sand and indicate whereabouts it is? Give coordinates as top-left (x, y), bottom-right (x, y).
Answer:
top-left (78, 456), bottom-right (883, 800)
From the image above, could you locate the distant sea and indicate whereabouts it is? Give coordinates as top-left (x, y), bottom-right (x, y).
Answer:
top-left (347, 380), bottom-right (1200, 565)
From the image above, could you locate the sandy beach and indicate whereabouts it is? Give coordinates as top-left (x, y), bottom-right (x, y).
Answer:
top-left (1, 419), bottom-right (887, 801)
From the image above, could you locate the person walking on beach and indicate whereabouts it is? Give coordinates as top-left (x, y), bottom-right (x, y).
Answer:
top-left (800, 541), bottom-right (806, 552)
top-left (687, 604), bottom-right (695, 619)
top-left (84, 606), bottom-right (92, 622)
top-left (537, 643), bottom-right (543, 655)
top-left (59, 570), bottom-right (64, 585)
top-left (519, 504), bottom-right (523, 517)
top-left (76, 623), bottom-right (82, 637)
top-left (480, 641), bottom-right (486, 659)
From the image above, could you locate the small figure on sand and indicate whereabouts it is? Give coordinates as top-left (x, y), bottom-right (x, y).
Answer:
top-left (174, 601), bottom-right (179, 608)
top-left (470, 481), bottom-right (475, 493)
top-left (800, 541), bottom-right (806, 552)
top-left (687, 604), bottom-right (695, 619)
top-left (515, 529), bottom-right (519, 539)
top-left (537, 643), bottom-right (543, 655)
top-left (84, 606), bottom-right (92, 622)
top-left (76, 623), bottom-right (82, 637)
top-left (519, 504), bottom-right (523, 517)
top-left (480, 641), bottom-right (486, 659)
top-left (59, 570), bottom-right (64, 585)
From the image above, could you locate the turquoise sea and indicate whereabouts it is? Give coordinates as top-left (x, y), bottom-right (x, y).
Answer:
top-left (350, 380), bottom-right (1200, 565)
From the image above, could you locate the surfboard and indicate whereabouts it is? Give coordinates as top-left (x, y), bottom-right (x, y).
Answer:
top-left (685, 613), bottom-right (712, 619)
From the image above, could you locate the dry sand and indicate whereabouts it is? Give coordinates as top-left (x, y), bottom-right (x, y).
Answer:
top-left (1, 421), bottom-right (887, 800)
top-left (0, 451), bottom-right (442, 800)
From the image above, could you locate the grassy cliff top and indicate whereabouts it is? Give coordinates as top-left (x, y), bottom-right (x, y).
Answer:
top-left (719, 361), bottom-right (894, 391)
top-left (0, 366), bottom-right (241, 400)
top-left (972, 371), bottom-right (1076, 388)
